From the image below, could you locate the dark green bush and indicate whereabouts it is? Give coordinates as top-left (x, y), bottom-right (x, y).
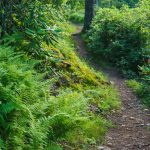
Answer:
top-left (69, 11), bottom-right (84, 24)
top-left (65, 1), bottom-right (84, 24)
top-left (97, 0), bottom-right (139, 8)
top-left (1, 1), bottom-right (61, 58)
top-left (87, 2), bottom-right (150, 77)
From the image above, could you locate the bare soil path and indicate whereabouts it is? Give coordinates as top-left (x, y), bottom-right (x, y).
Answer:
top-left (73, 33), bottom-right (150, 150)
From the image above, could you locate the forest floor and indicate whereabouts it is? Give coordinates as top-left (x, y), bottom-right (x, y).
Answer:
top-left (72, 30), bottom-right (150, 150)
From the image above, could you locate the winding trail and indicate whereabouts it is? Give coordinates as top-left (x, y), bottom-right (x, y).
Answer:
top-left (73, 32), bottom-right (150, 150)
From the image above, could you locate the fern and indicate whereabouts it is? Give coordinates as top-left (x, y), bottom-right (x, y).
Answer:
top-left (0, 21), bottom-right (120, 149)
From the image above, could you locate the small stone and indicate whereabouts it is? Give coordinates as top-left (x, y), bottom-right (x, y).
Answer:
top-left (98, 146), bottom-right (111, 150)
top-left (123, 115), bottom-right (127, 118)
top-left (107, 142), bottom-right (113, 146)
top-left (109, 81), bottom-right (114, 85)
top-left (140, 124), bottom-right (145, 126)
top-left (121, 107), bottom-right (126, 111)
top-left (146, 123), bottom-right (150, 126)
top-left (98, 146), bottom-right (105, 150)
top-left (130, 117), bottom-right (135, 120)
top-left (138, 145), bottom-right (142, 149)
top-left (112, 110), bottom-right (116, 113)
top-left (107, 136), bottom-right (113, 140)
top-left (126, 144), bottom-right (131, 147)
top-left (121, 124), bottom-right (126, 127)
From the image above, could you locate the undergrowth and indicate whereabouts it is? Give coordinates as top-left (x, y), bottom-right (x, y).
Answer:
top-left (0, 23), bottom-right (120, 149)
top-left (126, 80), bottom-right (150, 108)
top-left (69, 10), bottom-right (84, 24)
top-left (66, 1), bottom-right (84, 24)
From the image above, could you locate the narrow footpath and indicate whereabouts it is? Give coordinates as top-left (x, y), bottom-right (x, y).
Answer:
top-left (73, 33), bottom-right (150, 150)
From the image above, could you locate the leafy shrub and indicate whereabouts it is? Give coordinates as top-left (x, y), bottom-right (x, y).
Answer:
top-left (86, 0), bottom-right (150, 107)
top-left (140, 65), bottom-right (150, 83)
top-left (64, 0), bottom-right (84, 24)
top-left (0, 0), bottom-right (84, 57)
top-left (2, 1), bottom-right (61, 58)
top-left (139, 64), bottom-right (150, 107)
top-left (97, 0), bottom-right (139, 8)
top-left (69, 11), bottom-right (84, 24)
top-left (87, 1), bottom-right (150, 77)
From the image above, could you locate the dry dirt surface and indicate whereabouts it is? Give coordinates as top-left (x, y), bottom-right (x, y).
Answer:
top-left (73, 33), bottom-right (150, 150)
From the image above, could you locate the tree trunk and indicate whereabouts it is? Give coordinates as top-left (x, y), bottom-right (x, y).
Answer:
top-left (83, 0), bottom-right (94, 32)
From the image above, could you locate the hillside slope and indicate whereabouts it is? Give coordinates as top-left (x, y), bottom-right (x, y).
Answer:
top-left (0, 23), bottom-right (120, 149)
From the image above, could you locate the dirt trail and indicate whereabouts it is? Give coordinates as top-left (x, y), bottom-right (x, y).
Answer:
top-left (73, 33), bottom-right (150, 150)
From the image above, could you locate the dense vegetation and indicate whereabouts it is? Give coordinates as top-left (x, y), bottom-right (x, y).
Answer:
top-left (97, 0), bottom-right (139, 8)
top-left (0, 40), bottom-right (120, 149)
top-left (0, 0), bottom-right (120, 149)
top-left (68, 0), bottom-right (139, 25)
top-left (86, 0), bottom-right (150, 107)
top-left (0, 0), bottom-right (149, 149)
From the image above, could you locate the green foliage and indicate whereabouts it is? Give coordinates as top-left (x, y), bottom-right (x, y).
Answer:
top-left (87, 1), bottom-right (150, 77)
top-left (126, 80), bottom-right (150, 107)
top-left (97, 0), bottom-right (139, 8)
top-left (69, 11), bottom-right (84, 24)
top-left (65, 0), bottom-right (84, 24)
top-left (66, 0), bottom-right (84, 9)
top-left (1, 1), bottom-right (62, 58)
top-left (140, 65), bottom-right (150, 83)
top-left (0, 29), bottom-right (120, 149)
top-left (0, 0), bottom-right (121, 149)
top-left (126, 80), bottom-right (143, 92)
top-left (0, 0), bottom-right (84, 57)
top-left (86, 0), bottom-right (150, 107)
top-left (0, 46), bottom-right (50, 149)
